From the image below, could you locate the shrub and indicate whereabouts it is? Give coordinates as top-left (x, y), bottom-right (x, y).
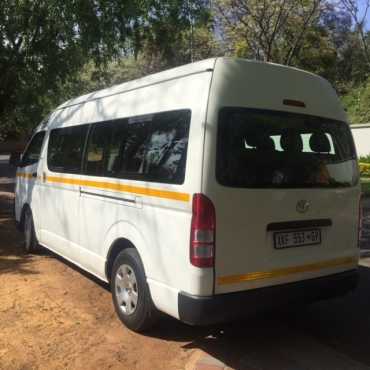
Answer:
top-left (359, 162), bottom-right (370, 177)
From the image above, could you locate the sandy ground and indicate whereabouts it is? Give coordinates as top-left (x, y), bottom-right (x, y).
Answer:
top-left (0, 191), bottom-right (197, 370)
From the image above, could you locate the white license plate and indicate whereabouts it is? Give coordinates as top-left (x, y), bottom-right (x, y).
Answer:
top-left (274, 229), bottom-right (321, 249)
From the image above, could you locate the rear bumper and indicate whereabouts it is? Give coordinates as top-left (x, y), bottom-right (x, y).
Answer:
top-left (178, 269), bottom-right (358, 325)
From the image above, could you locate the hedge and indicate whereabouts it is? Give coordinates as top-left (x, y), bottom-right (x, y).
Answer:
top-left (359, 162), bottom-right (370, 177)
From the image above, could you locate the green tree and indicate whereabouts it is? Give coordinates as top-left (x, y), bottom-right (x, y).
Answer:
top-left (0, 0), bottom-right (148, 139)
top-left (213, 0), bottom-right (370, 99)
top-left (0, 0), bottom-right (217, 140)
top-left (339, 0), bottom-right (370, 66)
top-left (342, 78), bottom-right (370, 123)
top-left (134, 0), bottom-right (218, 72)
top-left (214, 0), bottom-right (323, 64)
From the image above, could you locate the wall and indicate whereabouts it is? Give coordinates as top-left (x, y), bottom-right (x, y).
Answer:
top-left (351, 125), bottom-right (370, 158)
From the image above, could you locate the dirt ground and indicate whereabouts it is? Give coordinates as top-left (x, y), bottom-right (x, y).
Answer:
top-left (0, 190), bottom-right (198, 370)
top-left (4, 173), bottom-right (370, 369)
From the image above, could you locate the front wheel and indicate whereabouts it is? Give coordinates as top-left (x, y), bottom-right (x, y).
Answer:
top-left (111, 248), bottom-right (158, 332)
top-left (23, 208), bottom-right (38, 253)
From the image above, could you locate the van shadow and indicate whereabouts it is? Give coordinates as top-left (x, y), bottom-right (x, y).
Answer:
top-left (0, 183), bottom-right (45, 275)
top-left (46, 250), bottom-right (110, 291)
top-left (46, 248), bottom-right (370, 369)
top-left (146, 266), bottom-right (370, 370)
top-left (0, 216), bottom-right (40, 275)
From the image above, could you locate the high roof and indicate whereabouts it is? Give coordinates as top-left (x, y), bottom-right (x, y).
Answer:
top-left (55, 57), bottom-right (325, 112)
top-left (56, 58), bottom-right (217, 110)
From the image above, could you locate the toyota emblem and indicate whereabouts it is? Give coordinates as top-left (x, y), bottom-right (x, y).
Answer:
top-left (296, 200), bottom-right (310, 213)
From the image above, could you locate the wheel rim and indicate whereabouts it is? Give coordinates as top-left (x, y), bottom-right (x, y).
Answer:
top-left (115, 264), bottom-right (139, 315)
top-left (24, 212), bottom-right (32, 248)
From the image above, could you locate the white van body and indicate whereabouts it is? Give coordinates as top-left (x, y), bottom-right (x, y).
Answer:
top-left (15, 58), bottom-right (360, 327)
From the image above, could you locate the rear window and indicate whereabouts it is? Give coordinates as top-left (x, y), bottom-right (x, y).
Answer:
top-left (217, 108), bottom-right (358, 188)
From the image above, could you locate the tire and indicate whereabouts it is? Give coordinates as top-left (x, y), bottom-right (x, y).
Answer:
top-left (23, 208), bottom-right (38, 253)
top-left (111, 248), bottom-right (159, 332)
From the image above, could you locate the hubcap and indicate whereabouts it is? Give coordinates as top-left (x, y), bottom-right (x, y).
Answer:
top-left (115, 264), bottom-right (138, 315)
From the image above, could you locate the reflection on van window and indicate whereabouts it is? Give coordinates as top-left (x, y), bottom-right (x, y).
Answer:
top-left (48, 125), bottom-right (88, 173)
top-left (85, 109), bottom-right (191, 184)
top-left (217, 108), bottom-right (358, 188)
top-left (85, 122), bottom-right (113, 176)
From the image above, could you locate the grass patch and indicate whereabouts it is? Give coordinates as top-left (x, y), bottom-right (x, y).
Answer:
top-left (359, 155), bottom-right (370, 164)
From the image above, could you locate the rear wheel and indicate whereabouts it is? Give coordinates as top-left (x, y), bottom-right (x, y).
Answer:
top-left (111, 248), bottom-right (158, 332)
top-left (23, 208), bottom-right (38, 253)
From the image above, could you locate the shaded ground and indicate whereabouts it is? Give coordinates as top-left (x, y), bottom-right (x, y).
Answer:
top-left (3, 161), bottom-right (370, 369)
top-left (361, 197), bottom-right (370, 249)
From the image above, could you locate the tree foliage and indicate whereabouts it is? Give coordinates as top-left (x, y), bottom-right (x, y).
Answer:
top-left (214, 0), bottom-right (323, 64)
top-left (0, 0), bottom-right (216, 140)
top-left (341, 78), bottom-right (370, 123)
top-left (134, 0), bottom-right (218, 72)
top-left (213, 0), bottom-right (370, 123)
top-left (3, 0), bottom-right (370, 139)
top-left (0, 0), bottom-right (148, 138)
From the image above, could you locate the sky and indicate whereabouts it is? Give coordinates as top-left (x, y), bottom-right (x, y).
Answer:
top-left (358, 0), bottom-right (370, 29)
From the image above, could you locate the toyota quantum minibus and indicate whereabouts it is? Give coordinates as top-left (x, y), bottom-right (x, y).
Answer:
top-left (15, 58), bottom-right (361, 332)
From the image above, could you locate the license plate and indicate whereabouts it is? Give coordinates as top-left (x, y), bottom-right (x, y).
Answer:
top-left (274, 229), bottom-right (321, 249)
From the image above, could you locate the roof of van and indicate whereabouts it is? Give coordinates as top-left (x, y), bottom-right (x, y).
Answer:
top-left (56, 57), bottom-right (320, 111)
top-left (56, 58), bottom-right (217, 110)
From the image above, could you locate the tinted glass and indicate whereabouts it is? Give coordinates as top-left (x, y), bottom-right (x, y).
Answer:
top-left (118, 110), bottom-right (190, 183)
top-left (21, 131), bottom-right (45, 166)
top-left (85, 122), bottom-right (113, 176)
top-left (217, 108), bottom-right (358, 188)
top-left (83, 110), bottom-right (191, 184)
top-left (48, 125), bottom-right (88, 173)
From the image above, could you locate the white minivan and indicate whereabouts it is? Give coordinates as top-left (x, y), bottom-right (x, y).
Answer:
top-left (15, 58), bottom-right (361, 332)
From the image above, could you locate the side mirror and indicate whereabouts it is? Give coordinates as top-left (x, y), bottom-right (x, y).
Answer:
top-left (9, 152), bottom-right (22, 167)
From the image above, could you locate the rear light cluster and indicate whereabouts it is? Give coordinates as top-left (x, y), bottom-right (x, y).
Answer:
top-left (190, 194), bottom-right (216, 268)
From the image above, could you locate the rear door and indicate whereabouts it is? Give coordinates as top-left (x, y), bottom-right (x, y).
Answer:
top-left (209, 108), bottom-right (360, 294)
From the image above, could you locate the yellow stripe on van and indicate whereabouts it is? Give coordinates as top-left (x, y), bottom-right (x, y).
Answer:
top-left (45, 176), bottom-right (190, 202)
top-left (16, 172), bottom-right (34, 180)
top-left (217, 256), bottom-right (357, 285)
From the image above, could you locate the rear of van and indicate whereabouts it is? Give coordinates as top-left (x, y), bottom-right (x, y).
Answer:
top-left (178, 58), bottom-right (360, 325)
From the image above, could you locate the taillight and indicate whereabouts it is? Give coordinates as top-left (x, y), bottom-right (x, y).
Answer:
top-left (190, 193), bottom-right (216, 268)
top-left (359, 194), bottom-right (363, 248)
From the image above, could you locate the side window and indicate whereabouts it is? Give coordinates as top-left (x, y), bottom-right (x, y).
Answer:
top-left (81, 110), bottom-right (191, 184)
top-left (116, 110), bottom-right (191, 184)
top-left (47, 125), bottom-right (88, 173)
top-left (21, 131), bottom-right (45, 167)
